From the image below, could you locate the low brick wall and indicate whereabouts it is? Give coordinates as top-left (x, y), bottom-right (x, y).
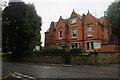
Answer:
top-left (94, 52), bottom-right (119, 64)
top-left (71, 51), bottom-right (120, 64)
top-left (71, 54), bottom-right (97, 65)
top-left (22, 54), bottom-right (65, 64)
top-left (3, 51), bottom-right (120, 64)
top-left (101, 44), bottom-right (116, 52)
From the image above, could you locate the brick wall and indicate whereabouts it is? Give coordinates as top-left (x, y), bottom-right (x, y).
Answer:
top-left (101, 44), bottom-right (116, 52)
top-left (21, 52), bottom-right (120, 64)
top-left (3, 52), bottom-right (119, 64)
top-left (22, 55), bottom-right (65, 64)
top-left (45, 10), bottom-right (112, 52)
top-left (71, 52), bottom-right (120, 64)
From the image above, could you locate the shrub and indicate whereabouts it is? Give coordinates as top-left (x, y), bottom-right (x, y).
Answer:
top-left (42, 48), bottom-right (66, 55)
top-left (52, 46), bottom-right (63, 50)
top-left (69, 48), bottom-right (84, 55)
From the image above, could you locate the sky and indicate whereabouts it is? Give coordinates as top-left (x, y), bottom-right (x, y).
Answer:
top-left (3, 0), bottom-right (114, 46)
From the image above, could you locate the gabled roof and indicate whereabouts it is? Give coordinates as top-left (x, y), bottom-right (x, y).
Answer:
top-left (99, 17), bottom-right (105, 25)
top-left (45, 22), bottom-right (57, 33)
top-left (77, 13), bottom-right (82, 19)
top-left (87, 12), bottom-right (105, 27)
top-left (70, 9), bottom-right (82, 20)
top-left (63, 18), bottom-right (69, 26)
top-left (54, 22), bottom-right (57, 27)
top-left (45, 29), bottom-right (49, 33)
top-left (82, 14), bottom-right (86, 21)
top-left (55, 16), bottom-right (69, 27)
top-left (45, 9), bottom-right (109, 34)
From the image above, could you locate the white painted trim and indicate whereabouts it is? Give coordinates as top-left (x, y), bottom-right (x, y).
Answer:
top-left (85, 41), bottom-right (94, 52)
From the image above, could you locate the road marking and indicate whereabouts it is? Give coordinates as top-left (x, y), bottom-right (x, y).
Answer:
top-left (14, 75), bottom-right (22, 78)
top-left (12, 74), bottom-right (16, 77)
top-left (28, 76), bottom-right (36, 79)
top-left (13, 72), bottom-right (36, 80)
top-left (14, 72), bottom-right (23, 76)
top-left (84, 66), bottom-right (90, 68)
top-left (22, 75), bottom-right (29, 78)
top-left (43, 66), bottom-right (51, 68)
top-left (2, 76), bottom-right (8, 79)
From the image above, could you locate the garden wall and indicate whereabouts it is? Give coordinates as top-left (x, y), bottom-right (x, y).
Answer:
top-left (101, 44), bottom-right (116, 52)
top-left (21, 54), bottom-right (65, 64)
top-left (71, 51), bottom-right (120, 64)
top-left (3, 51), bottom-right (120, 64)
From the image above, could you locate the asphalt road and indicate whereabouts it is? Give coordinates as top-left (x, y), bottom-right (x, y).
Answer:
top-left (0, 59), bottom-right (2, 80)
top-left (2, 61), bottom-right (119, 78)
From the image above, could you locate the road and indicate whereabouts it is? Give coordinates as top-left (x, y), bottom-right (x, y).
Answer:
top-left (0, 58), bottom-right (2, 80)
top-left (2, 61), bottom-right (119, 79)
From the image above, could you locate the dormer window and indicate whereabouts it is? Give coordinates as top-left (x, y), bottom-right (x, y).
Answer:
top-left (72, 18), bottom-right (76, 24)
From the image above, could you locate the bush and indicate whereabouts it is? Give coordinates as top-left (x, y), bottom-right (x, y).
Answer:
top-left (43, 48), bottom-right (66, 55)
top-left (52, 46), bottom-right (63, 50)
top-left (69, 48), bottom-right (84, 55)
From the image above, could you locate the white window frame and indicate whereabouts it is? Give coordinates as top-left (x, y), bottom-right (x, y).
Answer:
top-left (86, 42), bottom-right (90, 51)
top-left (71, 43), bottom-right (78, 49)
top-left (87, 25), bottom-right (92, 37)
top-left (72, 18), bottom-right (76, 24)
top-left (72, 28), bottom-right (77, 38)
top-left (59, 29), bottom-right (62, 39)
top-left (86, 41), bottom-right (94, 52)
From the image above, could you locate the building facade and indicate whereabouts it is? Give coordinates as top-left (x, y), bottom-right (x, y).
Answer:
top-left (45, 10), bottom-right (112, 52)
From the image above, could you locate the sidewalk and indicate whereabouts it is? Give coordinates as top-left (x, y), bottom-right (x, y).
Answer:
top-left (3, 61), bottom-right (119, 68)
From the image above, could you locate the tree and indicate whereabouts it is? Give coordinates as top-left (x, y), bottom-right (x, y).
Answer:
top-left (21, 3), bottom-right (42, 55)
top-left (106, 1), bottom-right (120, 42)
top-left (2, 2), bottom-right (42, 58)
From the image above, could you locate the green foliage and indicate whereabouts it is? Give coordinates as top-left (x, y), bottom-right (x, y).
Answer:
top-left (51, 46), bottom-right (63, 50)
top-left (2, 2), bottom-right (42, 58)
top-left (22, 3), bottom-right (42, 53)
top-left (106, 1), bottom-right (120, 41)
top-left (42, 48), bottom-right (66, 55)
top-left (79, 47), bottom-right (84, 53)
top-left (69, 48), bottom-right (84, 55)
top-left (33, 47), bottom-right (84, 56)
top-left (0, 53), bottom-right (10, 55)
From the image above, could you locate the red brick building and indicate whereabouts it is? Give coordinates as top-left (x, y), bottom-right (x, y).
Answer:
top-left (45, 10), bottom-right (113, 52)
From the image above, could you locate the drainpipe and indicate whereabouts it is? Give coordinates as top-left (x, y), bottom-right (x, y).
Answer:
top-left (82, 21), bottom-right (84, 50)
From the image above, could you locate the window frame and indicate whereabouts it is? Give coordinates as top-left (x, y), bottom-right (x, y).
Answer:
top-left (86, 41), bottom-right (94, 52)
top-left (59, 29), bottom-right (62, 39)
top-left (87, 25), bottom-right (92, 37)
top-left (72, 28), bottom-right (77, 38)
top-left (71, 43), bottom-right (78, 49)
top-left (71, 18), bottom-right (76, 24)
top-left (86, 42), bottom-right (90, 51)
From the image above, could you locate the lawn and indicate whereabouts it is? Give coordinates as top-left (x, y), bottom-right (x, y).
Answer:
top-left (0, 53), bottom-right (10, 55)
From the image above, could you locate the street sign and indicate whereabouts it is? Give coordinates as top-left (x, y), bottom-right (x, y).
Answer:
top-left (35, 46), bottom-right (40, 51)
top-left (94, 43), bottom-right (101, 50)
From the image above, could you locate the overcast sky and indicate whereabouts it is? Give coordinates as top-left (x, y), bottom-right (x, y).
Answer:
top-left (4, 0), bottom-right (114, 46)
